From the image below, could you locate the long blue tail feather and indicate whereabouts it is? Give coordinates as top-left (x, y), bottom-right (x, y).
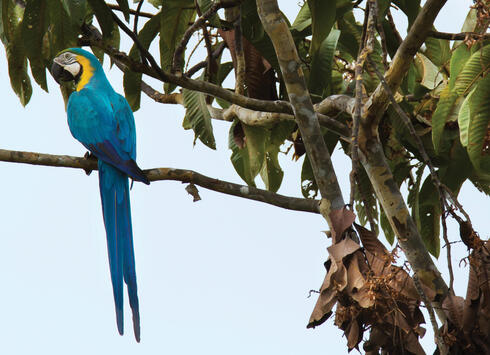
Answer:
top-left (98, 160), bottom-right (141, 342)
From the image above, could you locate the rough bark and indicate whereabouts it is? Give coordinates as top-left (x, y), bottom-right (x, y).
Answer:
top-left (0, 149), bottom-right (319, 214)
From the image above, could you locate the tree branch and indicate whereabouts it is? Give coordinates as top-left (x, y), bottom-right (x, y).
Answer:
top-left (364, 0), bottom-right (448, 130)
top-left (428, 30), bottom-right (490, 40)
top-left (257, 0), bottom-right (345, 224)
top-left (0, 149), bottom-right (320, 214)
top-left (208, 104), bottom-right (351, 138)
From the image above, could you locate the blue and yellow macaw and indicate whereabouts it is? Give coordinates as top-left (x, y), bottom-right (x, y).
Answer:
top-left (51, 48), bottom-right (149, 342)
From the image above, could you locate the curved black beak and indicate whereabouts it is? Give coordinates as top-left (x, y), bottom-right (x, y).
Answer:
top-left (51, 61), bottom-right (74, 84)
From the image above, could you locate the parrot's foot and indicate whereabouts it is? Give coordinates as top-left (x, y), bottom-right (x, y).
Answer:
top-left (83, 151), bottom-right (97, 176)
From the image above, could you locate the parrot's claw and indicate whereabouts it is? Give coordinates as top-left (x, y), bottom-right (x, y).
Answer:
top-left (83, 151), bottom-right (97, 176)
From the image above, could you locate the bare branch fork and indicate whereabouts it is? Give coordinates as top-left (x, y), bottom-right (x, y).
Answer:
top-left (0, 149), bottom-right (320, 214)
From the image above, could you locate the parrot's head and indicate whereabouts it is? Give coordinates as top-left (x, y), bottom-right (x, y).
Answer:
top-left (51, 48), bottom-right (101, 90)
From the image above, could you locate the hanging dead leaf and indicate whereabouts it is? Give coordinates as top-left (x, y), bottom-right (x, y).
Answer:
top-left (329, 207), bottom-right (356, 243)
top-left (354, 222), bottom-right (389, 257)
top-left (443, 294), bottom-right (465, 330)
top-left (218, 29), bottom-right (277, 100)
top-left (185, 183), bottom-right (201, 202)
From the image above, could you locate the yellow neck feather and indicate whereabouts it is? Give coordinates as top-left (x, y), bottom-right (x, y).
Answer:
top-left (76, 55), bottom-right (94, 91)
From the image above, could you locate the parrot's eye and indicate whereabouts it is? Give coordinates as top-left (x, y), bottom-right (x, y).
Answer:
top-left (62, 52), bottom-right (76, 64)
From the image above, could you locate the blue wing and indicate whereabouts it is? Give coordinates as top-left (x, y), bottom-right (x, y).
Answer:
top-left (67, 90), bottom-right (149, 184)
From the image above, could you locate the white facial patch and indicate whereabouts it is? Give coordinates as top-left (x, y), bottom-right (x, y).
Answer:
top-left (64, 62), bottom-right (81, 77)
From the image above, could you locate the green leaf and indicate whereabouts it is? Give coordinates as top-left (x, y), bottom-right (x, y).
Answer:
top-left (7, 30), bottom-right (33, 106)
top-left (22, 0), bottom-right (48, 91)
top-left (3, 2), bottom-right (31, 106)
top-left (466, 73), bottom-right (490, 175)
top-left (242, 124), bottom-right (267, 179)
top-left (418, 176), bottom-right (441, 258)
top-left (214, 61), bottom-right (234, 109)
top-left (197, 0), bottom-right (220, 27)
top-left (337, 11), bottom-right (361, 60)
top-left (124, 12), bottom-right (162, 111)
top-left (308, 29), bottom-right (340, 97)
top-left (393, 0), bottom-right (420, 27)
top-left (87, 0), bottom-right (119, 48)
top-left (354, 165), bottom-right (379, 234)
top-left (260, 121), bottom-right (294, 192)
top-left (228, 121), bottom-right (267, 186)
top-left (301, 156), bottom-right (318, 198)
top-left (414, 53), bottom-right (443, 90)
top-left (424, 36), bottom-right (450, 68)
top-left (182, 83), bottom-right (216, 149)
top-left (48, 0), bottom-right (81, 56)
top-left (449, 46), bottom-right (471, 90)
top-left (307, 0), bottom-right (336, 55)
top-left (432, 44), bottom-right (490, 153)
top-left (407, 165), bottom-right (425, 236)
top-left (300, 128), bottom-right (338, 198)
top-left (290, 2), bottom-right (311, 33)
top-left (260, 144), bottom-right (283, 192)
top-left (62, 0), bottom-right (87, 27)
top-left (160, 1), bottom-right (195, 93)
top-left (379, 206), bottom-right (395, 245)
top-left (458, 87), bottom-right (473, 147)
top-left (115, 0), bottom-right (130, 21)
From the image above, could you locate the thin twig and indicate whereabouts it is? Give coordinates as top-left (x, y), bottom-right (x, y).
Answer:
top-left (172, 0), bottom-right (239, 74)
top-left (194, 0), bottom-right (215, 82)
top-left (185, 42), bottom-right (226, 77)
top-left (107, 3), bottom-right (154, 19)
top-left (386, 8), bottom-right (403, 45)
top-left (350, 0), bottom-right (377, 207)
top-left (441, 207), bottom-right (454, 291)
top-left (133, 0), bottom-right (145, 34)
top-left (413, 273), bottom-right (448, 355)
top-left (184, 35), bottom-right (206, 73)
top-left (376, 13), bottom-right (390, 71)
top-left (0, 149), bottom-right (320, 214)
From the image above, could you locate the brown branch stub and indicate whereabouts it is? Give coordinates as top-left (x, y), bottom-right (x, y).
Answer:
top-left (0, 149), bottom-right (320, 214)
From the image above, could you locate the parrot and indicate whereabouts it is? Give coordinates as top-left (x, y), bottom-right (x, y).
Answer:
top-left (51, 47), bottom-right (149, 342)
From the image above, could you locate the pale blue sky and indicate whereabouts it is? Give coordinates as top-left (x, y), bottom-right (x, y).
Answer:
top-left (0, 1), bottom-right (486, 354)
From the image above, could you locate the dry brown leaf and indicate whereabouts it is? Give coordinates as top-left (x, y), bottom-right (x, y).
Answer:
top-left (353, 222), bottom-right (389, 257)
top-left (218, 29), bottom-right (277, 100)
top-left (346, 252), bottom-right (367, 297)
top-left (346, 320), bottom-right (360, 350)
top-left (442, 294), bottom-right (465, 330)
top-left (329, 207), bottom-right (356, 243)
top-left (308, 238), bottom-right (361, 328)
